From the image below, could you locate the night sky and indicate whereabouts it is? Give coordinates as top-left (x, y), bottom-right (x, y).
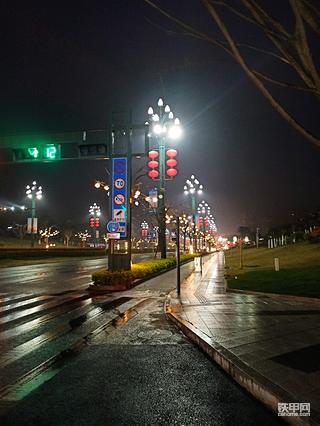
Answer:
top-left (0, 0), bottom-right (319, 235)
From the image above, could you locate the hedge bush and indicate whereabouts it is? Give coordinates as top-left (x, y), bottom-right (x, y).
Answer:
top-left (92, 254), bottom-right (198, 287)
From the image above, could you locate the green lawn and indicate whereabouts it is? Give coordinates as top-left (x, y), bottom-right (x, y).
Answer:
top-left (225, 242), bottom-right (320, 298)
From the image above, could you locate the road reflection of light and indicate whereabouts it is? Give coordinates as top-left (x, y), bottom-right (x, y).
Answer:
top-left (1, 296), bottom-right (52, 312)
top-left (0, 299), bottom-right (92, 339)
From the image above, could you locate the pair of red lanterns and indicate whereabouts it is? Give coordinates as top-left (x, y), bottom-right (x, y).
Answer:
top-left (147, 149), bottom-right (178, 179)
top-left (89, 217), bottom-right (100, 228)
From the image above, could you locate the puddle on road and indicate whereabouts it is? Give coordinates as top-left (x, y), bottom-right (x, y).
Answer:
top-left (92, 299), bottom-right (189, 346)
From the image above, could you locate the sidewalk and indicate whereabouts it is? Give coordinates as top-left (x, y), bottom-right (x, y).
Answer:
top-left (165, 252), bottom-right (320, 425)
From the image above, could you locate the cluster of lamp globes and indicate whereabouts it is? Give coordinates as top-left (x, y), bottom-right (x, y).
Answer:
top-left (26, 181), bottom-right (43, 200)
top-left (94, 181), bottom-right (109, 192)
top-left (198, 201), bottom-right (217, 232)
top-left (140, 221), bottom-right (148, 229)
top-left (147, 98), bottom-right (182, 180)
top-left (184, 175), bottom-right (203, 195)
top-left (89, 203), bottom-right (101, 216)
top-left (147, 98), bottom-right (182, 140)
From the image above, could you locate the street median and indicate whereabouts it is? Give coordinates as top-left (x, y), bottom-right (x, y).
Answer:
top-left (89, 254), bottom-right (198, 292)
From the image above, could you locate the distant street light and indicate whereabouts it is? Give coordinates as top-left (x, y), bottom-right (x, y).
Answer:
top-left (25, 181), bottom-right (43, 247)
top-left (147, 98), bottom-right (183, 259)
top-left (94, 180), bottom-right (110, 194)
top-left (197, 201), bottom-right (217, 251)
top-left (184, 175), bottom-right (203, 252)
top-left (89, 203), bottom-right (101, 247)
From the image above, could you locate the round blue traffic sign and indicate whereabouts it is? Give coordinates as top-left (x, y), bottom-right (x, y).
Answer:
top-left (107, 221), bottom-right (119, 232)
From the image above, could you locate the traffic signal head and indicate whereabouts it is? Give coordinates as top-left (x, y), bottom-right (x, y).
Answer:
top-left (13, 144), bottom-right (60, 162)
top-left (89, 217), bottom-right (95, 228)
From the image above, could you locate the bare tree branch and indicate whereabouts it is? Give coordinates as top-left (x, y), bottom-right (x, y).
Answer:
top-left (224, 41), bottom-right (290, 64)
top-left (290, 0), bottom-right (320, 91)
top-left (210, 0), bottom-right (291, 41)
top-left (302, 0), bottom-right (320, 17)
top-left (144, 0), bottom-right (233, 56)
top-left (143, 0), bottom-right (320, 147)
top-left (240, 0), bottom-right (316, 90)
top-left (252, 69), bottom-right (316, 93)
top-left (300, 0), bottom-right (320, 36)
top-left (201, 0), bottom-right (320, 147)
top-left (146, 14), bottom-right (290, 66)
top-left (240, 0), bottom-right (290, 37)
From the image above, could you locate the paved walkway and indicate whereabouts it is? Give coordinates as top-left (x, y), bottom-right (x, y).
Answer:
top-left (166, 252), bottom-right (320, 425)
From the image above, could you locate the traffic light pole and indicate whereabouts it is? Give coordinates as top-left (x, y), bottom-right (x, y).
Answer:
top-left (108, 111), bottom-right (148, 271)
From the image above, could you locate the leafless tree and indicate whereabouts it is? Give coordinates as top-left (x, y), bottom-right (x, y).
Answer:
top-left (12, 224), bottom-right (27, 242)
top-left (144, 0), bottom-right (320, 148)
top-left (64, 228), bottom-right (73, 247)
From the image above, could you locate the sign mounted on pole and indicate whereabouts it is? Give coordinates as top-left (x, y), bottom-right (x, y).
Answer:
top-left (107, 233), bottom-right (120, 240)
top-left (107, 221), bottom-right (119, 233)
top-left (111, 157), bottom-right (128, 238)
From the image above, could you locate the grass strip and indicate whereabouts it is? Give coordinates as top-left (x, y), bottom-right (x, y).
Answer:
top-left (225, 242), bottom-right (320, 298)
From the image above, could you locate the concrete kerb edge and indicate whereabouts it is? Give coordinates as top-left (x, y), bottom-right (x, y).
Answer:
top-left (226, 288), bottom-right (320, 304)
top-left (165, 304), bottom-right (318, 426)
top-left (165, 249), bottom-right (320, 426)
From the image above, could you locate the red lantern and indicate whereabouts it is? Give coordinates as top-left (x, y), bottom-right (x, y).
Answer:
top-left (166, 149), bottom-right (177, 158)
top-left (148, 169), bottom-right (159, 179)
top-left (166, 168), bottom-right (178, 177)
top-left (166, 149), bottom-right (178, 177)
top-left (148, 150), bottom-right (159, 159)
top-left (148, 160), bottom-right (159, 169)
top-left (166, 159), bottom-right (177, 168)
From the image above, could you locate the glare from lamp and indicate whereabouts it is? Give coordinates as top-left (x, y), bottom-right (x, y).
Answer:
top-left (168, 125), bottom-right (182, 139)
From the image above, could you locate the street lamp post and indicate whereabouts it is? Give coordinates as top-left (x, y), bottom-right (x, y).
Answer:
top-left (197, 201), bottom-right (217, 251)
top-left (147, 98), bottom-right (182, 259)
top-left (89, 203), bottom-right (101, 247)
top-left (197, 201), bottom-right (211, 251)
top-left (184, 175), bottom-right (203, 253)
top-left (26, 181), bottom-right (43, 248)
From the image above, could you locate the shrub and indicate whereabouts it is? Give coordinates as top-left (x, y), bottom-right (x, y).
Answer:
top-left (92, 253), bottom-right (198, 287)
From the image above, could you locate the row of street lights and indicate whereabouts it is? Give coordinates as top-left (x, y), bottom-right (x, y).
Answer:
top-left (184, 175), bottom-right (204, 252)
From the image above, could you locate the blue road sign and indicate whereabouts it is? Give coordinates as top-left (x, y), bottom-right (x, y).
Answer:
top-left (107, 221), bottom-right (119, 233)
top-left (112, 157), bottom-right (128, 238)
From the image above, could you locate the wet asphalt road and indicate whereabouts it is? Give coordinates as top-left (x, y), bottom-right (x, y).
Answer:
top-left (0, 262), bottom-right (282, 425)
top-left (0, 254), bottom-right (153, 295)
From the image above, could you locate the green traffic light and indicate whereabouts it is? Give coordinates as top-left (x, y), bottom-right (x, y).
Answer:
top-left (44, 144), bottom-right (57, 160)
top-left (27, 147), bottom-right (39, 159)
